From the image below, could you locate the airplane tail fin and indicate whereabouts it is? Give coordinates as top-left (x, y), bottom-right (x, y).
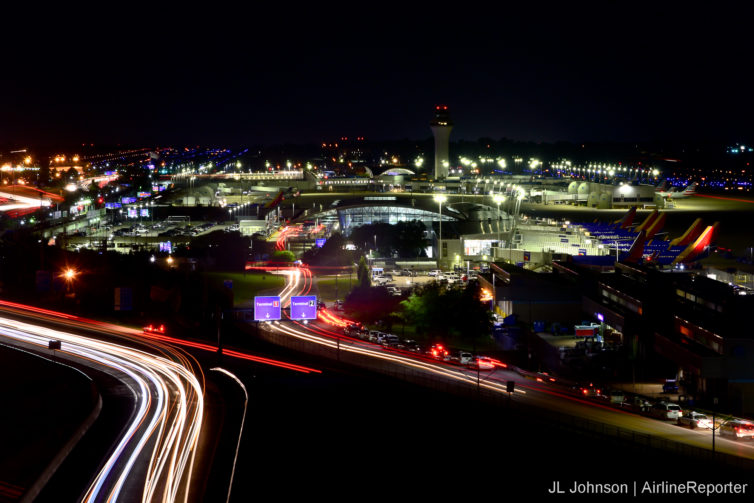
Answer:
top-left (683, 182), bottom-right (698, 195)
top-left (613, 206), bottom-right (637, 229)
top-left (635, 209), bottom-right (658, 233)
top-left (645, 212), bottom-right (666, 240)
top-left (672, 222), bottom-right (719, 265)
top-left (668, 218), bottom-right (704, 247)
top-left (622, 230), bottom-right (647, 264)
top-left (264, 190), bottom-right (285, 210)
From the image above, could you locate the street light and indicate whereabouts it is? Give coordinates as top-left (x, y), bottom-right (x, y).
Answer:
top-left (493, 194), bottom-right (505, 258)
top-left (62, 267), bottom-right (77, 294)
top-left (433, 194), bottom-right (447, 267)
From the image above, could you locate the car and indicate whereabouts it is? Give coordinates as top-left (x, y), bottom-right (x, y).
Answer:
top-left (576, 383), bottom-right (606, 399)
top-left (428, 343), bottom-right (449, 359)
top-left (662, 379), bottom-right (679, 394)
top-left (428, 269), bottom-right (442, 277)
top-left (677, 411), bottom-right (713, 429)
top-left (719, 420), bottom-right (754, 440)
top-left (357, 329), bottom-right (369, 340)
top-left (345, 325), bottom-right (368, 340)
top-left (649, 402), bottom-right (683, 420)
top-left (386, 286), bottom-right (401, 296)
top-left (343, 323), bottom-right (361, 337)
top-left (368, 330), bottom-right (386, 343)
top-left (143, 323), bottom-right (166, 335)
top-left (620, 395), bottom-right (652, 413)
top-left (396, 339), bottom-right (421, 352)
top-left (458, 351), bottom-right (473, 365)
top-left (381, 334), bottom-right (400, 347)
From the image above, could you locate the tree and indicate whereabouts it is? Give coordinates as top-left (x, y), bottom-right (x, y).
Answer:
top-left (300, 232), bottom-right (356, 266)
top-left (65, 167), bottom-right (79, 183)
top-left (350, 220), bottom-right (427, 258)
top-left (344, 286), bottom-right (402, 325)
top-left (37, 163), bottom-right (50, 187)
top-left (356, 255), bottom-right (370, 288)
top-left (179, 230), bottom-right (251, 270)
top-left (454, 282), bottom-right (493, 348)
top-left (250, 234), bottom-right (276, 261)
top-left (272, 250), bottom-right (296, 262)
top-left (398, 281), bottom-right (492, 345)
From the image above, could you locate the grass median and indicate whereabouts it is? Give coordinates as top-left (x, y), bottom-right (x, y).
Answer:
top-left (204, 271), bottom-right (286, 307)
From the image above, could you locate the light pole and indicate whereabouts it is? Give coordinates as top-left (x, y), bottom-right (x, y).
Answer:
top-left (62, 267), bottom-right (77, 295)
top-left (493, 194), bottom-right (505, 259)
top-left (433, 194), bottom-right (447, 268)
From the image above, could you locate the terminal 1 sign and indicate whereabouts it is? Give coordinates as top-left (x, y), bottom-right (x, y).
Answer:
top-left (254, 296), bottom-right (281, 321)
top-left (290, 295), bottom-right (317, 320)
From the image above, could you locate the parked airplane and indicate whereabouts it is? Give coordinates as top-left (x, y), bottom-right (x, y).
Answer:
top-left (654, 180), bottom-right (670, 193)
top-left (657, 182), bottom-right (698, 199)
top-left (670, 222), bottom-right (719, 265)
top-left (264, 190), bottom-right (286, 210)
top-left (576, 212), bottom-right (717, 267)
top-left (622, 221), bottom-right (718, 266)
top-left (621, 230), bottom-right (647, 264)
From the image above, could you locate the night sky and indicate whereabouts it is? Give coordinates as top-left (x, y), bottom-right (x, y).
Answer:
top-left (3, 8), bottom-right (753, 147)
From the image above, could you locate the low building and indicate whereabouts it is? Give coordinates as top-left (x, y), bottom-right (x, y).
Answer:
top-left (479, 262), bottom-right (582, 325)
top-left (554, 260), bottom-right (754, 415)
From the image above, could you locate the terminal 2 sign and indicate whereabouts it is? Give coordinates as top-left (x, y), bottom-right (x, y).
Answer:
top-left (290, 295), bottom-right (317, 320)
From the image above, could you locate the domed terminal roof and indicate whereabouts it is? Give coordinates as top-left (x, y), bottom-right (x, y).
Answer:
top-left (379, 167), bottom-right (415, 176)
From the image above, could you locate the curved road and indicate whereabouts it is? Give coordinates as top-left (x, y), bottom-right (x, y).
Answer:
top-left (0, 309), bottom-right (204, 502)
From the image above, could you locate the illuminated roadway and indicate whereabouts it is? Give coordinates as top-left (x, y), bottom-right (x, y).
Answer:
top-left (261, 266), bottom-right (754, 464)
top-left (0, 297), bottom-right (321, 502)
top-left (0, 312), bottom-right (204, 502)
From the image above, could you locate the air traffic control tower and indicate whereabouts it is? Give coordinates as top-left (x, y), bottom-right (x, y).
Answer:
top-left (430, 105), bottom-right (453, 180)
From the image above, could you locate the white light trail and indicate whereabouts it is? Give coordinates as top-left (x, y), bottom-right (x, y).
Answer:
top-left (0, 316), bottom-right (204, 503)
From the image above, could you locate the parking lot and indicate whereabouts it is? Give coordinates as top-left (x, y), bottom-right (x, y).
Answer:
top-left (59, 219), bottom-right (240, 251)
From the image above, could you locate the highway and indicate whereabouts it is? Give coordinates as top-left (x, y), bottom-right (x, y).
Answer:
top-left (0, 296), bottom-right (325, 502)
top-left (262, 266), bottom-right (754, 465)
top-left (0, 309), bottom-right (204, 502)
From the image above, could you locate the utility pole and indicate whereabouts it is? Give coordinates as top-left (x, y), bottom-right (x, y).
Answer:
top-left (712, 397), bottom-right (718, 455)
